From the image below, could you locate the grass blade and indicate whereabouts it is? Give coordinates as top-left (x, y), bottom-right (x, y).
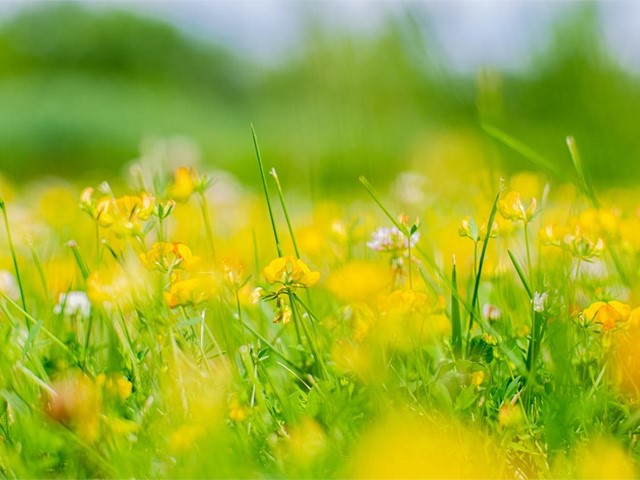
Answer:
top-left (251, 124), bottom-right (283, 258)
top-left (466, 188), bottom-right (501, 343)
top-left (451, 256), bottom-right (462, 359)
top-left (507, 249), bottom-right (533, 300)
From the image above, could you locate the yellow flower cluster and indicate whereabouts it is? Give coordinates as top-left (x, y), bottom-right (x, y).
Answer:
top-left (498, 190), bottom-right (537, 222)
top-left (540, 224), bottom-right (605, 259)
top-left (81, 188), bottom-right (156, 237)
top-left (139, 242), bottom-right (200, 272)
top-left (262, 256), bottom-right (320, 288)
top-left (581, 300), bottom-right (631, 331)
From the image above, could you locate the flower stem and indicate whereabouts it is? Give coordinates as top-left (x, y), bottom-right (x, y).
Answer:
top-left (252, 125), bottom-right (283, 258)
top-left (0, 198), bottom-right (28, 324)
top-left (270, 168), bottom-right (300, 259)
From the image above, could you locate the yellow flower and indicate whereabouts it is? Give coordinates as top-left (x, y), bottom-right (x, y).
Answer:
top-left (139, 242), bottom-right (199, 272)
top-left (498, 191), bottom-right (537, 222)
top-left (90, 192), bottom-right (156, 236)
top-left (169, 166), bottom-right (198, 202)
top-left (263, 256), bottom-right (320, 288)
top-left (163, 275), bottom-right (216, 308)
top-left (326, 261), bottom-right (391, 303)
top-left (582, 301), bottom-right (631, 331)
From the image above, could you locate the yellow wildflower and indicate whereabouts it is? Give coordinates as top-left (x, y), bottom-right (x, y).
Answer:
top-left (163, 275), bottom-right (216, 308)
top-left (498, 190), bottom-right (537, 222)
top-left (139, 242), bottom-right (199, 272)
top-left (169, 166), bottom-right (197, 202)
top-left (263, 256), bottom-right (320, 288)
top-left (582, 301), bottom-right (631, 331)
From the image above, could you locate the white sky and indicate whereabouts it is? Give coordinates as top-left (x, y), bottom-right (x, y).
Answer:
top-left (1, 1), bottom-right (639, 73)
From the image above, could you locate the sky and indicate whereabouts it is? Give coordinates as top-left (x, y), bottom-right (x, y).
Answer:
top-left (0, 1), bottom-right (639, 73)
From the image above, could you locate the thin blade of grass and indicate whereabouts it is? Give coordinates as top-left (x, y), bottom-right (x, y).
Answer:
top-left (251, 124), bottom-right (283, 258)
top-left (481, 123), bottom-right (568, 181)
top-left (451, 256), bottom-right (462, 359)
top-left (507, 249), bottom-right (533, 300)
top-left (466, 189), bottom-right (501, 343)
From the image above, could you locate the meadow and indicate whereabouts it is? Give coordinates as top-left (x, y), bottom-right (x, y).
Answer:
top-left (1, 125), bottom-right (640, 478)
top-left (2, 3), bottom-right (640, 479)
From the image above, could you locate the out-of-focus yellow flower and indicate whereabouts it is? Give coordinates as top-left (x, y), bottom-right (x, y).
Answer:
top-left (326, 261), bottom-right (391, 303)
top-left (96, 373), bottom-right (133, 402)
top-left (541, 223), bottom-right (605, 259)
top-left (376, 290), bottom-right (449, 349)
top-left (169, 166), bottom-right (198, 202)
top-left (582, 301), bottom-right (630, 331)
top-left (471, 370), bottom-right (485, 387)
top-left (82, 190), bottom-right (156, 237)
top-left (263, 256), bottom-right (320, 288)
top-left (287, 416), bottom-right (326, 463)
top-left (575, 438), bottom-right (638, 479)
top-left (227, 393), bottom-right (248, 422)
top-left (163, 275), bottom-right (216, 308)
top-left (498, 191), bottom-right (537, 222)
top-left (139, 242), bottom-right (199, 272)
top-left (45, 373), bottom-right (102, 443)
top-left (350, 413), bottom-right (508, 478)
top-left (458, 215), bottom-right (498, 241)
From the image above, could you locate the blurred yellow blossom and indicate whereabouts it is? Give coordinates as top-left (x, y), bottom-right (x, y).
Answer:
top-left (163, 275), bottom-right (216, 308)
top-left (498, 190), bottom-right (537, 222)
top-left (582, 301), bottom-right (630, 331)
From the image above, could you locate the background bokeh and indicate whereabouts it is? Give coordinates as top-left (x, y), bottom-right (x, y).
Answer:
top-left (1, 1), bottom-right (639, 192)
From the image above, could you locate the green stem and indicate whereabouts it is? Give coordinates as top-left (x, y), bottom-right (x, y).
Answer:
top-left (0, 199), bottom-right (28, 324)
top-left (198, 192), bottom-right (217, 263)
top-left (466, 190), bottom-right (501, 348)
top-left (252, 125), bottom-right (283, 258)
top-left (289, 291), bottom-right (328, 379)
top-left (270, 168), bottom-right (300, 259)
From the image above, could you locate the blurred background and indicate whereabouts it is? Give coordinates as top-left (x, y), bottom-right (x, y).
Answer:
top-left (0, 0), bottom-right (639, 192)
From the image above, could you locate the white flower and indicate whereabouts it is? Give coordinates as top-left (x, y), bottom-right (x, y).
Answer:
top-left (482, 303), bottom-right (501, 321)
top-left (54, 291), bottom-right (91, 319)
top-left (0, 270), bottom-right (20, 301)
top-left (532, 291), bottom-right (549, 313)
top-left (367, 227), bottom-right (419, 252)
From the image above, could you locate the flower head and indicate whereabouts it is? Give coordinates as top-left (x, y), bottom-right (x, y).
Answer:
top-left (263, 256), bottom-right (320, 288)
top-left (532, 291), bottom-right (549, 313)
top-left (54, 291), bottom-right (91, 319)
top-left (582, 300), bottom-right (631, 331)
top-left (139, 242), bottom-right (199, 272)
top-left (367, 226), bottom-right (419, 252)
top-left (498, 191), bottom-right (537, 223)
top-left (163, 275), bottom-right (216, 308)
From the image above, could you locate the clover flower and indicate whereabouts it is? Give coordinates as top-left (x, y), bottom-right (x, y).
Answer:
top-left (367, 226), bottom-right (419, 252)
top-left (54, 291), bottom-right (91, 319)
